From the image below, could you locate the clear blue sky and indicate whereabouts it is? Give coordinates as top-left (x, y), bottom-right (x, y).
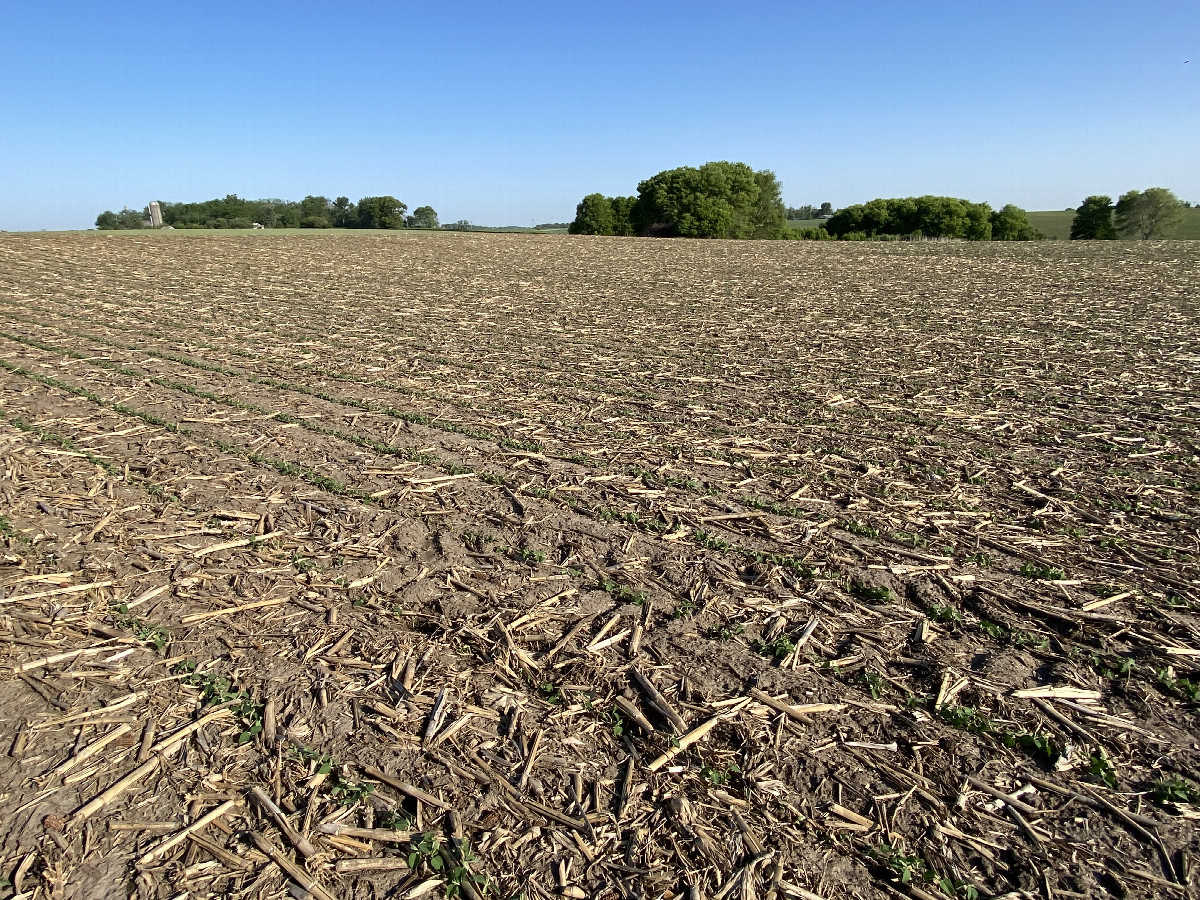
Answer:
top-left (1, 1), bottom-right (1196, 230)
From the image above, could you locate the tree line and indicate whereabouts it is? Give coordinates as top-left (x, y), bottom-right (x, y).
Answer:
top-left (95, 195), bottom-right (439, 230)
top-left (569, 163), bottom-right (1041, 241)
top-left (1069, 189), bottom-right (1188, 240)
top-left (822, 197), bottom-right (1040, 241)
top-left (786, 203), bottom-right (833, 220)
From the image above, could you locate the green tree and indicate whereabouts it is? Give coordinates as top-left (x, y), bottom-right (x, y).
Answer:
top-left (299, 195), bottom-right (331, 226)
top-left (407, 205), bottom-right (439, 229)
top-left (964, 201), bottom-right (993, 240)
top-left (989, 204), bottom-right (1039, 240)
top-left (914, 195), bottom-right (972, 238)
top-left (1114, 188), bottom-right (1184, 240)
top-left (94, 208), bottom-right (145, 230)
top-left (823, 204), bottom-right (865, 237)
top-left (859, 198), bottom-right (891, 235)
top-left (1070, 196), bottom-right (1117, 240)
top-left (751, 169), bottom-right (787, 238)
top-left (632, 161), bottom-right (778, 239)
top-left (332, 196), bottom-right (356, 227)
top-left (569, 193), bottom-right (616, 235)
top-left (610, 196), bottom-right (636, 236)
top-left (356, 196), bottom-right (407, 229)
top-left (276, 205), bottom-right (302, 228)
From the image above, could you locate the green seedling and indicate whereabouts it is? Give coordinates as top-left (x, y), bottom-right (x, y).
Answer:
top-left (510, 547), bottom-right (545, 565)
top-left (928, 605), bottom-right (963, 624)
top-left (862, 671), bottom-right (887, 700)
top-left (673, 599), bottom-right (696, 619)
top-left (841, 520), bottom-right (879, 538)
top-left (850, 582), bottom-right (890, 602)
top-left (178, 663), bottom-right (263, 744)
top-left (329, 774), bottom-right (374, 807)
top-left (288, 744), bottom-right (335, 775)
top-left (1021, 562), bottom-right (1066, 581)
top-left (755, 635), bottom-right (795, 661)
top-left (705, 623), bottom-right (744, 642)
top-left (979, 620), bottom-right (1006, 641)
top-left (1151, 775), bottom-right (1200, 805)
top-left (1002, 732), bottom-right (1058, 765)
top-left (700, 761), bottom-right (741, 786)
top-left (597, 577), bottom-right (648, 606)
top-left (1088, 752), bottom-right (1118, 788)
top-left (872, 843), bottom-right (925, 885)
top-left (692, 528), bottom-right (731, 551)
top-left (937, 704), bottom-right (992, 734)
top-left (110, 601), bottom-right (170, 651)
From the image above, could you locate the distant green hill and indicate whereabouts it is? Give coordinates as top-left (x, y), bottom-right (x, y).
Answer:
top-left (1029, 208), bottom-right (1200, 240)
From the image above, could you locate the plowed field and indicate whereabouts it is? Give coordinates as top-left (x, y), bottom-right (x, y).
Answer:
top-left (1, 231), bottom-right (1198, 900)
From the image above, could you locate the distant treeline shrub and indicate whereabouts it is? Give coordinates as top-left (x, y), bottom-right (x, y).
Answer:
top-left (786, 203), bottom-right (833, 220)
top-left (570, 167), bottom-right (1043, 242)
top-left (93, 208), bottom-right (147, 230)
top-left (824, 196), bottom-right (1042, 241)
top-left (784, 226), bottom-right (835, 241)
top-left (96, 194), bottom-right (436, 230)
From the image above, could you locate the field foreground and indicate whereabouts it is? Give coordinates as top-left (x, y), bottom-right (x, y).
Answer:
top-left (1, 232), bottom-right (1198, 900)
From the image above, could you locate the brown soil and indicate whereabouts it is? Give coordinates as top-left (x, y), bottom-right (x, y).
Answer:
top-left (0, 231), bottom-right (1198, 900)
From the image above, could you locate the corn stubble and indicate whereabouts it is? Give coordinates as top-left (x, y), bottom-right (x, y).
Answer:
top-left (0, 231), bottom-right (1197, 900)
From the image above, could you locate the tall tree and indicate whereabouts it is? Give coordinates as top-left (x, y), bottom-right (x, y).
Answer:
top-left (990, 204), bottom-right (1039, 240)
top-left (1070, 196), bottom-right (1117, 240)
top-left (964, 201), bottom-right (993, 241)
top-left (631, 161), bottom-right (778, 239)
top-left (1114, 188), bottom-right (1184, 240)
top-left (914, 195), bottom-right (971, 238)
top-left (332, 196), bottom-right (356, 227)
top-left (356, 196), bottom-right (407, 229)
top-left (569, 194), bottom-right (616, 235)
top-left (407, 206), bottom-right (439, 229)
top-left (751, 169), bottom-right (787, 238)
top-left (299, 195), bottom-right (332, 227)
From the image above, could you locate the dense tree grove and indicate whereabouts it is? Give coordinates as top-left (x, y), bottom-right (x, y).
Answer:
top-left (633, 162), bottom-right (786, 238)
top-left (823, 196), bottom-right (1039, 241)
top-left (567, 194), bottom-right (637, 235)
top-left (95, 194), bottom-right (431, 230)
top-left (569, 162), bottom-right (786, 239)
top-left (93, 208), bottom-right (147, 230)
